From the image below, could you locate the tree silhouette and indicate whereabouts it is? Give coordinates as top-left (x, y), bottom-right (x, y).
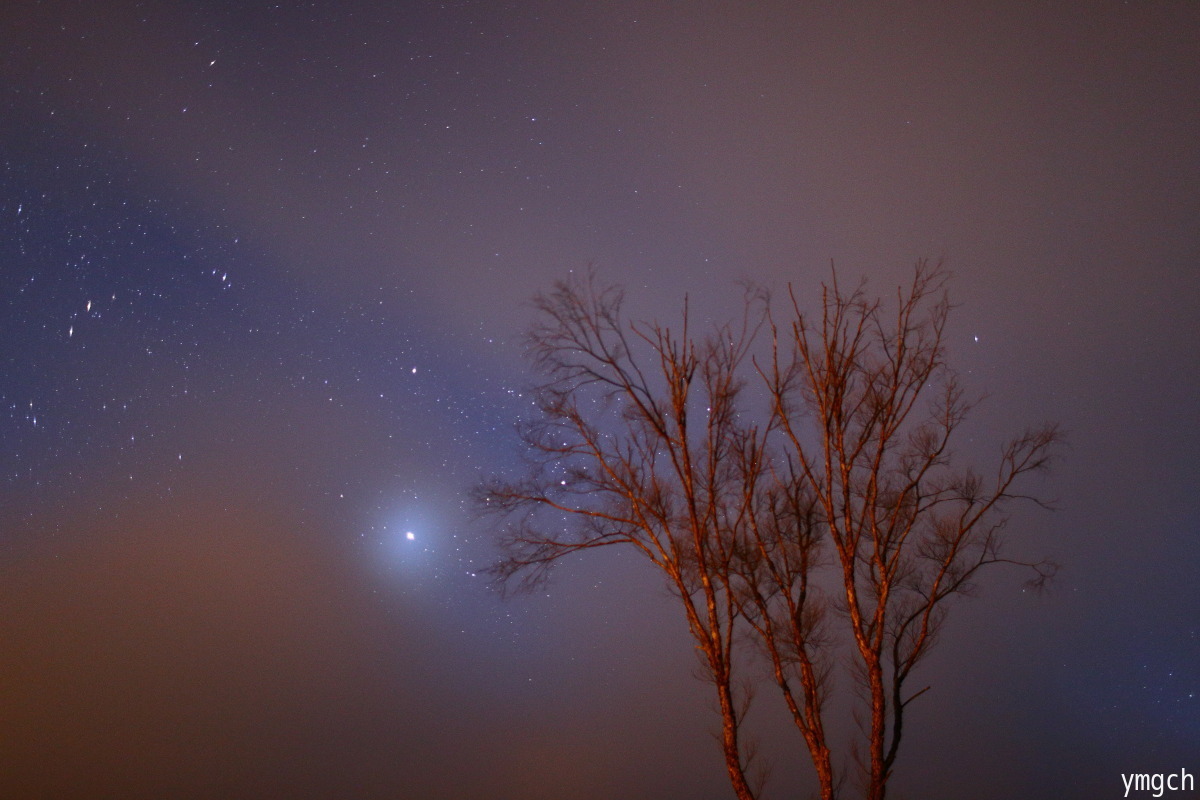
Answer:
top-left (478, 262), bottom-right (1060, 800)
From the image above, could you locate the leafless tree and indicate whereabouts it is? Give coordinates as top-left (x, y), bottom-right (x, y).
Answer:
top-left (478, 274), bottom-right (772, 798)
top-left (478, 262), bottom-right (1060, 800)
top-left (759, 262), bottom-right (1060, 799)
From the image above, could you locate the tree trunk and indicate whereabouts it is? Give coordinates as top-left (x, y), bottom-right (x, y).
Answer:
top-left (867, 660), bottom-right (888, 800)
top-left (717, 680), bottom-right (756, 800)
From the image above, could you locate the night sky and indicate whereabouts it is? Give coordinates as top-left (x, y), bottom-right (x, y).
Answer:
top-left (2, 2), bottom-right (1198, 798)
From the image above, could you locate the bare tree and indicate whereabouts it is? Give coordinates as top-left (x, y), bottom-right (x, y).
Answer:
top-left (478, 262), bottom-right (1060, 800)
top-left (479, 274), bottom-right (771, 798)
top-left (759, 262), bottom-right (1060, 799)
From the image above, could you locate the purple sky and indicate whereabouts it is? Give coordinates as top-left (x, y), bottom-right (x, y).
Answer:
top-left (1, 2), bottom-right (1197, 798)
